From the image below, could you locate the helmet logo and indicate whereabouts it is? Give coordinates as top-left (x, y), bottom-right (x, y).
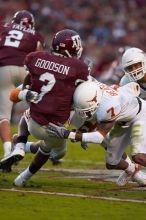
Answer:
top-left (87, 92), bottom-right (97, 105)
top-left (72, 35), bottom-right (82, 50)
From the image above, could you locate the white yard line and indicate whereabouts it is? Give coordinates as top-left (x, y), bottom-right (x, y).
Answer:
top-left (16, 167), bottom-right (121, 175)
top-left (0, 188), bottom-right (146, 204)
top-left (12, 167), bottom-right (141, 183)
top-left (19, 159), bottom-right (105, 165)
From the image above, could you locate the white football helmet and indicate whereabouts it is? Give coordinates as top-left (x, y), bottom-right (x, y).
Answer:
top-left (122, 47), bottom-right (146, 81)
top-left (73, 81), bottom-right (103, 120)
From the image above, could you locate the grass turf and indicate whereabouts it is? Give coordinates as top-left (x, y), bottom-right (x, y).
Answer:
top-left (0, 128), bottom-right (146, 220)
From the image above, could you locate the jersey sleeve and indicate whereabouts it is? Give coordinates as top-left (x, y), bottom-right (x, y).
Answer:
top-left (121, 82), bottom-right (141, 97)
top-left (22, 74), bottom-right (31, 88)
top-left (120, 75), bottom-right (134, 86)
top-left (77, 61), bottom-right (89, 81)
top-left (35, 32), bottom-right (45, 49)
top-left (0, 22), bottom-right (5, 34)
top-left (24, 51), bottom-right (38, 72)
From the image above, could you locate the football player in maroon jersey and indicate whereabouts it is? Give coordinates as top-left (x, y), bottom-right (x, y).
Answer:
top-left (0, 29), bottom-right (89, 185)
top-left (0, 10), bottom-right (44, 169)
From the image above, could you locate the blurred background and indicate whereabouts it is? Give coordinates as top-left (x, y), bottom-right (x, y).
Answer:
top-left (1, 0), bottom-right (146, 121)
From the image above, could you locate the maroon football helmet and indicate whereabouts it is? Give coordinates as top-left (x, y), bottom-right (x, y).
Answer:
top-left (52, 29), bottom-right (83, 59)
top-left (11, 10), bottom-right (35, 29)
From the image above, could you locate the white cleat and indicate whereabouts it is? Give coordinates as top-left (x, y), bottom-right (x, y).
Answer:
top-left (116, 164), bottom-right (141, 186)
top-left (116, 171), bottom-right (131, 186)
top-left (13, 168), bottom-right (32, 187)
top-left (13, 172), bottom-right (28, 187)
top-left (132, 170), bottom-right (146, 186)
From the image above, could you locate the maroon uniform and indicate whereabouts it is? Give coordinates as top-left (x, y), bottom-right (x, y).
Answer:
top-left (0, 23), bottom-right (44, 66)
top-left (25, 51), bottom-right (89, 125)
top-left (0, 28), bottom-right (87, 178)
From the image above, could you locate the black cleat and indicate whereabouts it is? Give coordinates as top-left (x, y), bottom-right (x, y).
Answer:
top-left (2, 166), bottom-right (12, 173)
top-left (0, 154), bottom-right (24, 171)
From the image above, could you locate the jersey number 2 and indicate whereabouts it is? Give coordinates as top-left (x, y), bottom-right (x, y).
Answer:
top-left (4, 30), bottom-right (23, 48)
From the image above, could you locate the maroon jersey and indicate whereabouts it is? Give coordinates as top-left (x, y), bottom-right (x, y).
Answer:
top-left (24, 51), bottom-right (89, 125)
top-left (0, 23), bottom-right (44, 66)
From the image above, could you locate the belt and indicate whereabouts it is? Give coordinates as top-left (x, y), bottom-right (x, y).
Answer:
top-left (136, 97), bottom-right (142, 115)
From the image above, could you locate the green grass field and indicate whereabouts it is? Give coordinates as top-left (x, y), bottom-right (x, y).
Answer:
top-left (0, 127), bottom-right (146, 220)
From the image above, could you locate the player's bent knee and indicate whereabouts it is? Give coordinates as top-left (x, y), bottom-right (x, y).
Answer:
top-left (50, 147), bottom-right (67, 160)
top-left (57, 148), bottom-right (66, 159)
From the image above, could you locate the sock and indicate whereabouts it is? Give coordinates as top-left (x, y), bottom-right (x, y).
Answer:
top-left (125, 155), bottom-right (132, 165)
top-left (3, 141), bottom-right (12, 157)
top-left (24, 142), bottom-right (33, 153)
top-left (125, 163), bottom-right (135, 174)
top-left (29, 162), bottom-right (41, 174)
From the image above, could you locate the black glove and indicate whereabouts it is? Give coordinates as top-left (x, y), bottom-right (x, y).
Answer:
top-left (18, 89), bottom-right (40, 103)
top-left (46, 122), bottom-right (70, 139)
top-left (26, 90), bottom-right (40, 103)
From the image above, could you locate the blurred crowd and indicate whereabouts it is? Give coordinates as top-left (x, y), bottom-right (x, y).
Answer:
top-left (1, 0), bottom-right (146, 79)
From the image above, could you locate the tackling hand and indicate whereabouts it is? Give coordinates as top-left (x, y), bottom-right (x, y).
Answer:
top-left (81, 142), bottom-right (88, 150)
top-left (70, 129), bottom-right (88, 150)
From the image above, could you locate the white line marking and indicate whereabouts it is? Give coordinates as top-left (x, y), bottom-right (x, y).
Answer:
top-left (0, 188), bottom-right (146, 204)
top-left (19, 160), bottom-right (105, 165)
top-left (16, 167), bottom-right (121, 175)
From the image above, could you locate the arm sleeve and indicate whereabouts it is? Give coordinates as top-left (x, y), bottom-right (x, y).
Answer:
top-left (22, 74), bottom-right (31, 89)
top-left (120, 75), bottom-right (133, 86)
top-left (77, 61), bottom-right (89, 81)
top-left (36, 32), bottom-right (45, 49)
top-left (82, 131), bottom-right (105, 144)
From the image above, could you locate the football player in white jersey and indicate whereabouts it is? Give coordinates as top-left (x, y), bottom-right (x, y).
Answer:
top-left (45, 80), bottom-right (146, 187)
top-left (102, 47), bottom-right (146, 186)
top-left (120, 47), bottom-right (146, 97)
top-left (70, 47), bottom-right (146, 187)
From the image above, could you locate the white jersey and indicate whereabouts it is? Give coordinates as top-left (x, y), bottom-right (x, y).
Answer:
top-left (95, 81), bottom-right (141, 123)
top-left (120, 75), bottom-right (146, 100)
top-left (101, 78), bottom-right (146, 164)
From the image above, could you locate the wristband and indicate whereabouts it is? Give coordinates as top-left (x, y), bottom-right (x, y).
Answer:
top-left (68, 132), bottom-right (76, 140)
